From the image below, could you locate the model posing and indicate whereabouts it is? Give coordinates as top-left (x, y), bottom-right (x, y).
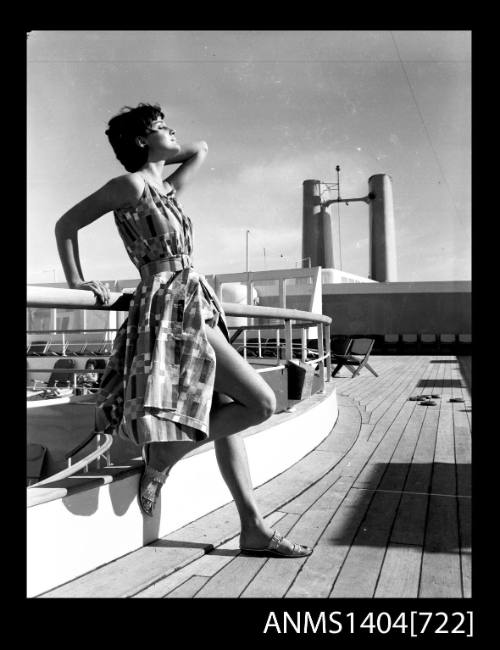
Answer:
top-left (55, 103), bottom-right (311, 557)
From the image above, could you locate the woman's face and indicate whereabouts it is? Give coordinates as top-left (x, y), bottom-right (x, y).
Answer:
top-left (144, 118), bottom-right (181, 160)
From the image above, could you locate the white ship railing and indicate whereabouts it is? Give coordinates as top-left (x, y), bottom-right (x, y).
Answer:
top-left (27, 285), bottom-right (332, 487)
top-left (30, 433), bottom-right (114, 487)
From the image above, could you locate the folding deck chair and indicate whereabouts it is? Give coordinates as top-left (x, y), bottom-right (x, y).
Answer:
top-left (47, 358), bottom-right (77, 388)
top-left (92, 358), bottom-right (107, 387)
top-left (331, 337), bottom-right (378, 378)
top-left (27, 340), bottom-right (50, 356)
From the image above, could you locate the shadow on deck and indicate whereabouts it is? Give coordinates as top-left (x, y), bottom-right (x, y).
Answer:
top-left (328, 462), bottom-right (471, 552)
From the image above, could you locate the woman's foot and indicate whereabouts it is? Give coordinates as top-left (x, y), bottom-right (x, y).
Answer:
top-left (239, 522), bottom-right (275, 550)
top-left (240, 529), bottom-right (313, 558)
top-left (138, 445), bottom-right (169, 517)
top-left (138, 465), bottom-right (168, 517)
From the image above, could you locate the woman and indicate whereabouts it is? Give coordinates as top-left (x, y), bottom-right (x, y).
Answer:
top-left (55, 103), bottom-right (311, 557)
top-left (77, 359), bottom-right (99, 388)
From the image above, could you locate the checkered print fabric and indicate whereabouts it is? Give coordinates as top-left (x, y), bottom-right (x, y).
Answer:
top-left (95, 179), bottom-right (229, 445)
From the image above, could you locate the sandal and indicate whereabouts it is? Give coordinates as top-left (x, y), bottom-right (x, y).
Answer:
top-left (240, 530), bottom-right (313, 558)
top-left (138, 447), bottom-right (168, 517)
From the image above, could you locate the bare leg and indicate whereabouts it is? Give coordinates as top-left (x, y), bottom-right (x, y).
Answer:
top-left (214, 434), bottom-right (272, 547)
top-left (144, 326), bottom-right (309, 552)
top-left (146, 326), bottom-right (275, 542)
top-left (148, 323), bottom-right (276, 457)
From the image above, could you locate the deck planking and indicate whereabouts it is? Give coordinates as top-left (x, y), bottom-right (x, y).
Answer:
top-left (374, 544), bottom-right (422, 598)
top-left (194, 514), bottom-right (301, 598)
top-left (134, 510), bottom-right (288, 598)
top-left (41, 355), bottom-right (471, 599)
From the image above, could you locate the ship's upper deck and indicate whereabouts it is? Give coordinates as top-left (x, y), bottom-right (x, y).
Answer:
top-left (38, 354), bottom-right (471, 599)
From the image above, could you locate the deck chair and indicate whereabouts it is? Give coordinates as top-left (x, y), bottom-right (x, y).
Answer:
top-left (438, 333), bottom-right (456, 354)
top-left (45, 333), bottom-right (67, 356)
top-left (84, 342), bottom-right (106, 355)
top-left (63, 331), bottom-right (89, 356)
top-left (27, 340), bottom-right (50, 356)
top-left (75, 358), bottom-right (108, 395)
top-left (401, 333), bottom-right (418, 353)
top-left (92, 358), bottom-right (107, 387)
top-left (99, 340), bottom-right (114, 356)
top-left (331, 336), bottom-right (352, 356)
top-left (331, 338), bottom-right (378, 378)
top-left (383, 334), bottom-right (400, 354)
top-left (420, 334), bottom-right (437, 353)
top-left (47, 357), bottom-right (76, 388)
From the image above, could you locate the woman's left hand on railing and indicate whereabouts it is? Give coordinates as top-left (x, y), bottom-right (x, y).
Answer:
top-left (71, 280), bottom-right (111, 305)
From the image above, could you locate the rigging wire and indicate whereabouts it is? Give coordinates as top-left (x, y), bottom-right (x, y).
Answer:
top-left (389, 31), bottom-right (470, 238)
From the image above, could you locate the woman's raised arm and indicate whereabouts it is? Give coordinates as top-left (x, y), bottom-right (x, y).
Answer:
top-left (163, 141), bottom-right (208, 195)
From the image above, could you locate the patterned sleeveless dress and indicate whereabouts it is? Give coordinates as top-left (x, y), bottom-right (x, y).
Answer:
top-left (96, 177), bottom-right (229, 445)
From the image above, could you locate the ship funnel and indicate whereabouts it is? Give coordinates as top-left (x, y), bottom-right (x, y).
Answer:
top-left (302, 173), bottom-right (397, 281)
top-left (368, 174), bottom-right (397, 282)
top-left (302, 180), bottom-right (334, 268)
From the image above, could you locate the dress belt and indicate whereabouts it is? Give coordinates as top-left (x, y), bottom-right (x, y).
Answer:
top-left (139, 255), bottom-right (193, 279)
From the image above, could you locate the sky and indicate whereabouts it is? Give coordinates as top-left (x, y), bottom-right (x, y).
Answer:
top-left (27, 30), bottom-right (471, 284)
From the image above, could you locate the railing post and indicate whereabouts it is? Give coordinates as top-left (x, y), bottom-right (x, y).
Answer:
top-left (279, 279), bottom-right (286, 309)
top-left (285, 319), bottom-right (293, 360)
top-left (50, 308), bottom-right (57, 332)
top-left (317, 323), bottom-right (325, 392)
top-left (325, 324), bottom-right (331, 380)
top-left (301, 327), bottom-right (307, 362)
top-left (95, 434), bottom-right (111, 469)
top-left (257, 329), bottom-right (262, 357)
top-left (247, 275), bottom-right (253, 306)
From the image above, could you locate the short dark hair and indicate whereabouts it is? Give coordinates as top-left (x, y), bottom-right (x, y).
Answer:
top-left (105, 103), bottom-right (164, 172)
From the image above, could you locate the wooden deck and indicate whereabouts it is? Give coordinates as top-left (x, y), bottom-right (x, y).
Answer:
top-left (41, 355), bottom-right (471, 599)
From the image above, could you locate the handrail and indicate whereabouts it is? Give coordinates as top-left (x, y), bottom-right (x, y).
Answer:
top-left (27, 328), bottom-right (119, 335)
top-left (27, 284), bottom-right (332, 485)
top-left (27, 323), bottom-right (320, 337)
top-left (28, 433), bottom-right (114, 488)
top-left (26, 286), bottom-right (332, 326)
top-left (27, 368), bottom-right (106, 373)
top-left (28, 321), bottom-right (324, 333)
top-left (27, 285), bottom-right (332, 369)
